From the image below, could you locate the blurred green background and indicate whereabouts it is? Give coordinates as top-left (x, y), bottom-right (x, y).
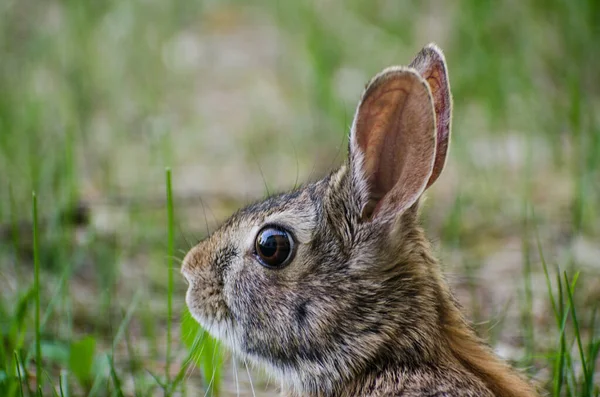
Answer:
top-left (1, 0), bottom-right (599, 396)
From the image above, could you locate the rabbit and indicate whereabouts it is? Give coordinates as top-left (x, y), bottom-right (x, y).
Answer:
top-left (182, 44), bottom-right (539, 397)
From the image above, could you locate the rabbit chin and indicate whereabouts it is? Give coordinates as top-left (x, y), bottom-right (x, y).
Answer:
top-left (186, 297), bottom-right (347, 394)
top-left (187, 307), bottom-right (241, 350)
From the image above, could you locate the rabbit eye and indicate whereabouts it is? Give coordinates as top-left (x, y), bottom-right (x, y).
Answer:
top-left (254, 226), bottom-right (294, 268)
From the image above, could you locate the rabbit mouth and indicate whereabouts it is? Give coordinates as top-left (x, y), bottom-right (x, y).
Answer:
top-left (185, 283), bottom-right (239, 345)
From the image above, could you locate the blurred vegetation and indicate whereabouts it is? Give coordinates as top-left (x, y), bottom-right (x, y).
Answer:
top-left (0, 0), bottom-right (599, 396)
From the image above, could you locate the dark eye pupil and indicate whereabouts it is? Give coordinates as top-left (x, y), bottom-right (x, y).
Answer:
top-left (255, 227), bottom-right (293, 268)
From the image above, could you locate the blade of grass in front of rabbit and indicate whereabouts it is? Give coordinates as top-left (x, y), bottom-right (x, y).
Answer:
top-left (182, 317), bottom-right (207, 383)
top-left (169, 315), bottom-right (207, 391)
top-left (183, 317), bottom-right (216, 387)
top-left (184, 333), bottom-right (205, 383)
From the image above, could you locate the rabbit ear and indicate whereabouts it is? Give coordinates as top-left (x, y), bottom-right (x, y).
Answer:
top-left (409, 43), bottom-right (452, 188)
top-left (349, 67), bottom-right (436, 222)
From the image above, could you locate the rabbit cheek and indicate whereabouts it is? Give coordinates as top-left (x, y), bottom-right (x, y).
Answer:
top-left (226, 273), bottom-right (294, 357)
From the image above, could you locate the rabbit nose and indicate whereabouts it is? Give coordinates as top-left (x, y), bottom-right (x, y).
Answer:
top-left (181, 247), bottom-right (200, 284)
top-left (180, 263), bottom-right (192, 286)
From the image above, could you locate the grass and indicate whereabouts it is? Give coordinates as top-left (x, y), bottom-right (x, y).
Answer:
top-left (165, 168), bottom-right (175, 386)
top-left (0, 0), bottom-right (599, 396)
top-left (32, 193), bottom-right (41, 391)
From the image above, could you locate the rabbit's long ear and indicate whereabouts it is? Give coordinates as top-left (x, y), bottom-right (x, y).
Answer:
top-left (349, 67), bottom-right (436, 223)
top-left (409, 43), bottom-right (452, 188)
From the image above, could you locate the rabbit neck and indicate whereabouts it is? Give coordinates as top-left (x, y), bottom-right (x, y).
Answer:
top-left (389, 228), bottom-right (539, 397)
top-left (389, 229), bottom-right (539, 397)
top-left (279, 229), bottom-right (538, 397)
top-left (434, 275), bottom-right (540, 397)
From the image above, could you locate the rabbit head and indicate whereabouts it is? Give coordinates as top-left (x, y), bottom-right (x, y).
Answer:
top-left (182, 44), bottom-right (454, 394)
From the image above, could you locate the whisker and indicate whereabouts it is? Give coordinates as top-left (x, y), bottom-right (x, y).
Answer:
top-left (229, 332), bottom-right (240, 397)
top-left (198, 197), bottom-right (211, 236)
top-left (331, 105), bottom-right (351, 169)
top-left (183, 320), bottom-right (211, 383)
top-left (167, 254), bottom-right (185, 262)
top-left (287, 135), bottom-right (300, 190)
top-left (249, 148), bottom-right (270, 197)
top-left (203, 337), bottom-right (220, 397)
top-left (244, 357), bottom-right (256, 397)
top-left (178, 227), bottom-right (196, 251)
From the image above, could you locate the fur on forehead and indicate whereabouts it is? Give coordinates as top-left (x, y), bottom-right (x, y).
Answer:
top-left (222, 187), bottom-right (319, 247)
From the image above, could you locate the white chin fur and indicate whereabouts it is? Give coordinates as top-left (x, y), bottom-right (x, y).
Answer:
top-left (188, 311), bottom-right (239, 350)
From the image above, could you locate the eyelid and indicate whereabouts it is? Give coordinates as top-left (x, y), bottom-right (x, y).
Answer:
top-left (256, 223), bottom-right (296, 244)
top-left (261, 212), bottom-right (313, 244)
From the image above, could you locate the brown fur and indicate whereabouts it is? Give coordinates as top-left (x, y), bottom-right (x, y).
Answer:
top-left (182, 44), bottom-right (540, 396)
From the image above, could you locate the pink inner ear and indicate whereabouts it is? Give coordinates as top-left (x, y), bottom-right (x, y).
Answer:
top-left (353, 71), bottom-right (436, 220)
top-left (357, 85), bottom-right (411, 199)
top-left (424, 66), bottom-right (451, 188)
top-left (409, 46), bottom-right (452, 189)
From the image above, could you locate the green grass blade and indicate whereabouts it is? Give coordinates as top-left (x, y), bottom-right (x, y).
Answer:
top-left (535, 230), bottom-right (559, 320)
top-left (87, 293), bottom-right (140, 397)
top-left (146, 369), bottom-right (167, 389)
top-left (520, 205), bottom-right (535, 367)
top-left (169, 326), bottom-right (207, 392)
top-left (41, 268), bottom-right (72, 332)
top-left (123, 320), bottom-right (140, 397)
top-left (8, 183), bottom-right (21, 264)
top-left (32, 191), bottom-right (42, 389)
top-left (563, 271), bottom-right (589, 394)
top-left (45, 370), bottom-right (60, 397)
top-left (59, 369), bottom-right (69, 397)
top-left (587, 340), bottom-right (599, 397)
top-left (14, 351), bottom-right (24, 397)
top-left (107, 355), bottom-right (125, 397)
top-left (111, 291), bottom-right (141, 351)
top-left (587, 306), bottom-right (599, 396)
top-left (554, 270), bottom-right (568, 396)
top-left (165, 167), bottom-right (175, 386)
